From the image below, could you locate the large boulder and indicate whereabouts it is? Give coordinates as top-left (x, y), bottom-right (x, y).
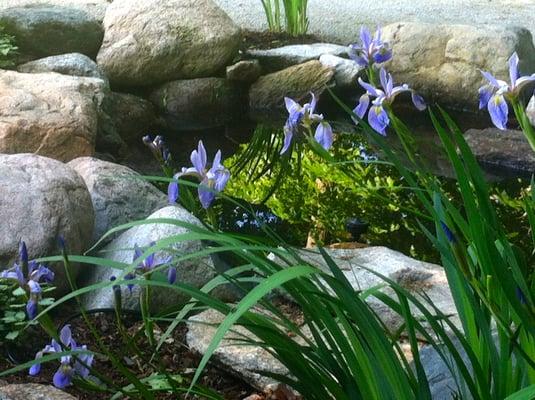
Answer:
top-left (67, 157), bottom-right (168, 244)
top-left (246, 43), bottom-right (348, 72)
top-left (0, 383), bottom-right (77, 400)
top-left (0, 4), bottom-right (104, 62)
top-left (17, 53), bottom-right (107, 81)
top-left (0, 70), bottom-right (106, 162)
top-left (0, 154), bottom-right (94, 293)
top-left (0, 0), bottom-right (108, 21)
top-left (381, 22), bottom-right (535, 109)
top-left (249, 60), bottom-right (334, 115)
top-left (464, 128), bottom-right (535, 177)
top-left (149, 78), bottom-right (242, 130)
top-left (528, 95), bottom-right (535, 127)
top-left (319, 54), bottom-right (364, 89)
top-left (96, 0), bottom-right (241, 87)
top-left (81, 206), bottom-right (230, 312)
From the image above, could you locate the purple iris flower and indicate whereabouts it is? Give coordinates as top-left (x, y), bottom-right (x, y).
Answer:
top-left (353, 68), bottom-right (426, 135)
top-left (478, 52), bottom-right (535, 130)
top-left (124, 242), bottom-right (175, 291)
top-left (168, 140), bottom-right (230, 209)
top-left (348, 26), bottom-right (392, 68)
top-left (281, 93), bottom-right (334, 154)
top-left (29, 325), bottom-right (94, 389)
top-left (0, 241), bottom-right (54, 319)
top-left (143, 134), bottom-right (171, 164)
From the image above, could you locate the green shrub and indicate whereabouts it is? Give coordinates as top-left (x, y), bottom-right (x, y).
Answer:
top-left (0, 26), bottom-right (18, 68)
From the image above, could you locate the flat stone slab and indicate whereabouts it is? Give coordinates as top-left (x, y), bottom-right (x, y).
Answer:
top-left (246, 43), bottom-right (348, 71)
top-left (0, 384), bottom-right (77, 400)
top-left (465, 128), bottom-right (535, 177)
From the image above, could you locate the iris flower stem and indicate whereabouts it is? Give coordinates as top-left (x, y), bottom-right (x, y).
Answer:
top-left (367, 66), bottom-right (379, 87)
top-left (511, 98), bottom-right (535, 154)
top-left (140, 275), bottom-right (156, 348)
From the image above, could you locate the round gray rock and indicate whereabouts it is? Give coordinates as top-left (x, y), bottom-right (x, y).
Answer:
top-left (96, 0), bottom-right (241, 87)
top-left (0, 154), bottom-right (94, 293)
top-left (0, 4), bottom-right (104, 62)
top-left (226, 60), bottom-right (262, 83)
top-left (67, 157), bottom-right (168, 244)
top-left (17, 53), bottom-right (107, 81)
top-left (0, 384), bottom-right (76, 400)
top-left (81, 206), bottom-right (223, 312)
top-left (150, 77), bottom-right (242, 130)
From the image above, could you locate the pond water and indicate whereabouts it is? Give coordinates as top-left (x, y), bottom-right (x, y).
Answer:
top-left (121, 99), bottom-right (530, 264)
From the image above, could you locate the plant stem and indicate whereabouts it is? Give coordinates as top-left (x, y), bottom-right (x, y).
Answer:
top-left (140, 275), bottom-right (156, 348)
top-left (511, 97), bottom-right (535, 153)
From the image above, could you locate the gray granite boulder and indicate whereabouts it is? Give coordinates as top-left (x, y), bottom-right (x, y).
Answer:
top-left (528, 95), bottom-right (535, 127)
top-left (249, 60), bottom-right (334, 115)
top-left (226, 60), bottom-right (262, 83)
top-left (0, 4), bottom-right (104, 62)
top-left (319, 53), bottom-right (363, 89)
top-left (17, 53), bottom-right (107, 81)
top-left (67, 157), bottom-right (167, 244)
top-left (96, 0), bottom-right (241, 87)
top-left (0, 384), bottom-right (77, 400)
top-left (0, 154), bottom-right (94, 293)
top-left (81, 206), bottom-right (224, 312)
top-left (0, 70), bottom-right (107, 162)
top-left (150, 77), bottom-right (241, 130)
top-left (464, 128), bottom-right (535, 177)
top-left (381, 22), bottom-right (535, 109)
top-left (246, 43), bottom-right (348, 72)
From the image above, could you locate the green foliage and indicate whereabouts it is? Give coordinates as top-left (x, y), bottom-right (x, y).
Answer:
top-left (0, 26), bottom-right (18, 68)
top-left (260, 0), bottom-right (309, 36)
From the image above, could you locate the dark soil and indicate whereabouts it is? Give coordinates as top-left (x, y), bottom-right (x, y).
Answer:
top-left (0, 310), bottom-right (262, 399)
top-left (240, 29), bottom-right (323, 51)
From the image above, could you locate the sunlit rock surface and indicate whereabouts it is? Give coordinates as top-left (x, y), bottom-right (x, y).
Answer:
top-left (17, 53), bottom-right (107, 81)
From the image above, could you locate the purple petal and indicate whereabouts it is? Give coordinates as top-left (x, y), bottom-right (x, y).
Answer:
top-left (59, 325), bottom-right (72, 347)
top-left (373, 47), bottom-right (392, 64)
top-left (514, 75), bottom-right (535, 92)
top-left (368, 105), bottom-right (390, 135)
top-left (358, 78), bottom-right (380, 97)
top-left (26, 299), bottom-right (38, 320)
top-left (480, 70), bottom-right (500, 88)
top-left (360, 26), bottom-right (372, 50)
top-left (19, 241), bottom-right (28, 265)
top-left (379, 68), bottom-right (389, 93)
top-left (167, 267), bottom-right (177, 285)
top-left (133, 245), bottom-right (143, 262)
top-left (27, 280), bottom-right (41, 295)
top-left (29, 352), bottom-right (43, 376)
top-left (314, 122), bottom-right (334, 150)
top-left (190, 141), bottom-right (207, 174)
top-left (198, 185), bottom-right (215, 209)
top-left (74, 351), bottom-right (93, 378)
top-left (411, 91), bottom-right (427, 111)
top-left (53, 367), bottom-right (73, 389)
top-left (308, 92), bottom-right (318, 114)
top-left (478, 85), bottom-right (494, 110)
top-left (353, 94), bottom-right (370, 123)
top-left (284, 97), bottom-right (300, 114)
top-left (211, 150), bottom-right (222, 170)
top-left (214, 169), bottom-right (230, 192)
top-left (168, 181), bottom-right (179, 204)
top-left (487, 94), bottom-right (509, 130)
top-left (509, 52), bottom-right (519, 87)
top-left (280, 130), bottom-right (293, 155)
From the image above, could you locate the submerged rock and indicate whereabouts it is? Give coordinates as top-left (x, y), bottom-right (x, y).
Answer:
top-left (81, 206), bottom-right (235, 312)
top-left (17, 53), bottom-right (107, 81)
top-left (0, 4), bottom-right (104, 62)
top-left (0, 154), bottom-right (94, 293)
top-left (226, 60), bottom-right (262, 83)
top-left (67, 157), bottom-right (167, 244)
top-left (464, 128), bottom-right (535, 176)
top-left (249, 60), bottom-right (334, 115)
top-left (0, 70), bottom-right (106, 162)
top-left (246, 43), bottom-right (348, 72)
top-left (150, 77), bottom-right (242, 130)
top-left (381, 22), bottom-right (535, 109)
top-left (97, 0), bottom-right (241, 87)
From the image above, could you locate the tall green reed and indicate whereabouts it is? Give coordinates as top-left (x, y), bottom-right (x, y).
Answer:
top-left (260, 0), bottom-right (309, 36)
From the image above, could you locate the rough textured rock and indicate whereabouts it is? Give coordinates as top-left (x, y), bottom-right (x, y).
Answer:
top-left (296, 246), bottom-right (456, 334)
top-left (249, 60), bottom-right (334, 114)
top-left (0, 70), bottom-right (106, 162)
top-left (319, 53), bottom-right (363, 89)
top-left (0, 383), bottom-right (77, 400)
top-left (226, 60), bottom-right (262, 83)
top-left (96, 0), bottom-right (241, 87)
top-left (187, 308), bottom-right (292, 392)
top-left (381, 22), bottom-right (535, 109)
top-left (17, 53), bottom-right (107, 81)
top-left (98, 91), bottom-right (160, 150)
top-left (0, 0), bottom-right (108, 21)
top-left (0, 154), bottom-right (94, 293)
top-left (246, 43), bottom-right (348, 72)
top-left (528, 95), bottom-right (535, 127)
top-left (0, 4), bottom-right (104, 62)
top-left (81, 206), bottom-right (229, 312)
top-left (465, 128), bottom-right (535, 177)
top-left (150, 78), bottom-right (242, 130)
top-left (67, 157), bottom-right (167, 244)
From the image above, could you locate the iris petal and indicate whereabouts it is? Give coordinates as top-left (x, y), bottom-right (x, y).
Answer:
top-left (53, 368), bottom-right (73, 389)
top-left (314, 122), bottom-right (334, 150)
top-left (509, 52), bottom-right (519, 87)
top-left (198, 185), bottom-right (215, 209)
top-left (478, 85), bottom-right (494, 110)
top-left (280, 130), bottom-right (294, 155)
top-left (168, 181), bottom-right (179, 204)
top-left (353, 94), bottom-right (370, 123)
top-left (411, 91), bottom-right (427, 111)
top-left (368, 105), bottom-right (390, 135)
top-left (487, 94), bottom-right (509, 130)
